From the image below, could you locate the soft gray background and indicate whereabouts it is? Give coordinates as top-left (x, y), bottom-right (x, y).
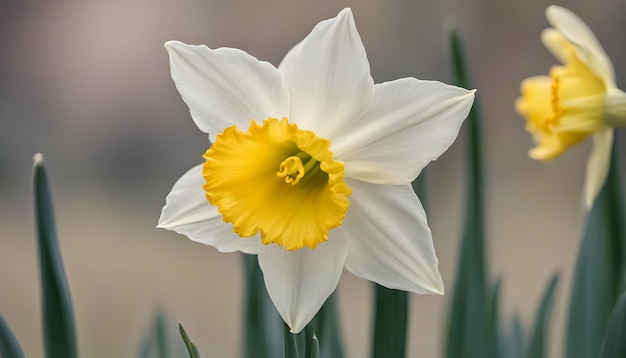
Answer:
top-left (1, 0), bottom-right (625, 357)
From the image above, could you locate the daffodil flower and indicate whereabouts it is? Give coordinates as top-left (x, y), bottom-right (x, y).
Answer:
top-left (158, 8), bottom-right (474, 333)
top-left (516, 5), bottom-right (626, 208)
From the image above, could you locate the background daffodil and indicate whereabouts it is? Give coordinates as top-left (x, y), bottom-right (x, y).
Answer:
top-left (516, 5), bottom-right (626, 209)
top-left (158, 8), bottom-right (474, 333)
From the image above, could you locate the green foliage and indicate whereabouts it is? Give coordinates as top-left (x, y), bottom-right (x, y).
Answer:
top-left (566, 142), bottom-right (626, 358)
top-left (444, 24), bottom-right (561, 358)
top-left (138, 310), bottom-right (173, 358)
top-left (179, 323), bottom-right (201, 358)
top-left (0, 314), bottom-right (24, 358)
top-left (371, 286), bottom-right (408, 358)
top-left (525, 274), bottom-right (559, 358)
top-left (445, 22), bottom-right (498, 358)
top-left (33, 154), bottom-right (78, 358)
top-left (602, 291), bottom-right (626, 358)
top-left (242, 254), bottom-right (283, 358)
top-left (311, 292), bottom-right (344, 358)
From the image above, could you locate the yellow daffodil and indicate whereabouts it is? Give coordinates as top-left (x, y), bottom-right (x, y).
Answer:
top-left (516, 5), bottom-right (626, 208)
top-left (158, 8), bottom-right (474, 332)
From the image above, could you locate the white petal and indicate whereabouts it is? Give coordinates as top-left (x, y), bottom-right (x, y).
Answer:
top-left (583, 127), bottom-right (613, 209)
top-left (257, 237), bottom-right (348, 333)
top-left (334, 179), bottom-right (444, 294)
top-left (158, 165), bottom-right (260, 254)
top-left (333, 78), bottom-right (474, 185)
top-left (545, 5), bottom-right (615, 82)
top-left (165, 41), bottom-right (290, 141)
top-left (278, 8), bottom-right (374, 139)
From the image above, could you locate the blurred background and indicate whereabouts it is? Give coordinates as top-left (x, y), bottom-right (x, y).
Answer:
top-left (1, 0), bottom-right (626, 356)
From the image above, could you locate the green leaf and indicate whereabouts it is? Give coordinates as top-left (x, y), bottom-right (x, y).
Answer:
top-left (505, 315), bottom-right (526, 358)
top-left (138, 310), bottom-right (165, 358)
top-left (371, 285), bottom-right (408, 358)
top-left (486, 278), bottom-right (501, 355)
top-left (602, 291), bottom-right (626, 357)
top-left (312, 292), bottom-right (344, 358)
top-left (32, 153), bottom-right (77, 358)
top-left (242, 254), bottom-right (282, 358)
top-left (155, 311), bottom-right (170, 358)
top-left (525, 274), bottom-right (559, 358)
top-left (444, 21), bottom-right (497, 358)
top-left (566, 142), bottom-right (626, 358)
top-left (303, 324), bottom-right (315, 358)
top-left (179, 323), bottom-right (201, 358)
top-left (0, 314), bottom-right (25, 358)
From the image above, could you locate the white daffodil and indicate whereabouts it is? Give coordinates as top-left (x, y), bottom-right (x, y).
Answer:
top-left (516, 5), bottom-right (626, 208)
top-left (158, 8), bottom-right (474, 333)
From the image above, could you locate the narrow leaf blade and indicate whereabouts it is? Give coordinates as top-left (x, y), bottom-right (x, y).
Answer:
top-left (371, 285), bottom-right (408, 358)
top-left (283, 323), bottom-right (298, 358)
top-left (445, 22), bottom-right (496, 358)
top-left (33, 154), bottom-right (77, 358)
top-left (243, 254), bottom-right (282, 358)
top-left (312, 292), bottom-right (344, 358)
top-left (0, 314), bottom-right (25, 358)
top-left (525, 274), bottom-right (559, 358)
top-left (179, 323), bottom-right (201, 358)
top-left (566, 142), bottom-right (625, 358)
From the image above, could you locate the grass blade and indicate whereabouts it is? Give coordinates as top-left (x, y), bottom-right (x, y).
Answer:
top-left (179, 323), bottom-right (200, 358)
top-left (155, 311), bottom-right (170, 358)
top-left (504, 315), bottom-right (526, 358)
top-left (525, 274), bottom-right (559, 358)
top-left (33, 153), bottom-right (77, 358)
top-left (0, 314), bottom-right (25, 358)
top-left (445, 21), bottom-right (497, 358)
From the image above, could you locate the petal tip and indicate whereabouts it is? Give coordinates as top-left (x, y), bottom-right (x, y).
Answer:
top-left (433, 282), bottom-right (445, 295)
top-left (334, 7), bottom-right (355, 25)
top-left (545, 5), bottom-right (564, 17)
top-left (164, 40), bottom-right (182, 52)
top-left (156, 212), bottom-right (171, 230)
top-left (288, 322), bottom-right (303, 334)
top-left (338, 7), bottom-right (352, 16)
top-left (545, 5), bottom-right (572, 25)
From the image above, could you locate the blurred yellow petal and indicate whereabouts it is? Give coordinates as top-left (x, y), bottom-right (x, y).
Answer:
top-left (516, 5), bottom-right (626, 208)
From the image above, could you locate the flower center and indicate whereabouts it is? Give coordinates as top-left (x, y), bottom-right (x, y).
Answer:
top-left (276, 152), bottom-right (319, 185)
top-left (202, 117), bottom-right (351, 250)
